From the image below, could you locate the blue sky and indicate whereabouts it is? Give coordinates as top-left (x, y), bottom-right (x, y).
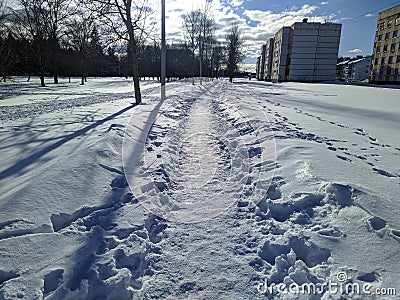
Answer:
top-left (8, 0), bottom-right (400, 65)
top-left (162, 0), bottom-right (400, 65)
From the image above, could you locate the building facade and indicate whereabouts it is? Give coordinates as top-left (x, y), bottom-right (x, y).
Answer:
top-left (263, 38), bottom-right (275, 81)
top-left (258, 45), bottom-right (266, 80)
top-left (271, 26), bottom-right (292, 81)
top-left (270, 19), bottom-right (341, 82)
top-left (256, 56), bottom-right (261, 80)
top-left (370, 5), bottom-right (400, 83)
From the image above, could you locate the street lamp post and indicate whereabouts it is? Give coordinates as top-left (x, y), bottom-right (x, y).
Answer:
top-left (161, 0), bottom-right (166, 100)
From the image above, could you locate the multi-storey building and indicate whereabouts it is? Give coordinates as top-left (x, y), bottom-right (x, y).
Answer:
top-left (258, 44), bottom-right (266, 80)
top-left (270, 19), bottom-right (341, 82)
top-left (271, 26), bottom-right (292, 81)
top-left (370, 5), bottom-right (400, 83)
top-left (263, 38), bottom-right (275, 81)
top-left (256, 56), bottom-right (261, 80)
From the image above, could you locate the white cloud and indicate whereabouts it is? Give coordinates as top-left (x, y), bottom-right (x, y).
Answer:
top-left (230, 0), bottom-right (244, 7)
top-left (365, 13), bottom-right (374, 18)
top-left (349, 48), bottom-right (363, 53)
top-left (320, 1), bottom-right (329, 5)
top-left (149, 0), bottom-right (331, 62)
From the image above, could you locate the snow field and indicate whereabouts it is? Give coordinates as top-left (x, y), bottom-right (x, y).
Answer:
top-left (0, 78), bottom-right (399, 299)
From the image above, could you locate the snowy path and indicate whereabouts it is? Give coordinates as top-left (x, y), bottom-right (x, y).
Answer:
top-left (0, 78), bottom-right (399, 299)
top-left (139, 83), bottom-right (259, 298)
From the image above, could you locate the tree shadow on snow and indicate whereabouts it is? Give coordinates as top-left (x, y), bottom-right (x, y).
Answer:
top-left (0, 104), bottom-right (136, 181)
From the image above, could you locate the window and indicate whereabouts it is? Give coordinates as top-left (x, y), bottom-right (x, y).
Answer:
top-left (391, 44), bottom-right (396, 52)
top-left (376, 46), bottom-right (381, 53)
top-left (397, 56), bottom-right (400, 63)
top-left (378, 34), bottom-right (383, 41)
top-left (385, 33), bottom-right (390, 40)
top-left (374, 58), bottom-right (379, 64)
top-left (388, 56), bottom-right (393, 64)
top-left (380, 23), bottom-right (385, 30)
top-left (383, 45), bottom-right (388, 52)
top-left (393, 30), bottom-right (398, 38)
top-left (387, 19), bottom-right (393, 28)
top-left (395, 17), bottom-right (400, 26)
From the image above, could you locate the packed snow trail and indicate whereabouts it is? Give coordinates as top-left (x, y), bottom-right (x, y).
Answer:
top-left (134, 82), bottom-right (266, 298)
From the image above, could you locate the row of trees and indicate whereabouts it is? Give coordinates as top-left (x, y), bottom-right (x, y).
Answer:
top-left (0, 0), bottom-right (245, 103)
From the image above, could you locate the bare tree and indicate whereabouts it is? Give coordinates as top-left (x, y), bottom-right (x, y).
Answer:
top-left (181, 2), bottom-right (215, 82)
top-left (12, 0), bottom-right (74, 86)
top-left (182, 9), bottom-right (200, 83)
top-left (198, 2), bottom-right (215, 78)
top-left (182, 9), bottom-right (201, 57)
top-left (211, 43), bottom-right (225, 79)
top-left (65, 4), bottom-right (95, 85)
top-left (226, 23), bottom-right (244, 83)
top-left (91, 0), bottom-right (154, 104)
top-left (0, 0), bottom-right (12, 81)
top-left (43, 0), bottom-right (75, 83)
top-left (15, 0), bottom-right (48, 86)
top-left (0, 0), bottom-right (7, 30)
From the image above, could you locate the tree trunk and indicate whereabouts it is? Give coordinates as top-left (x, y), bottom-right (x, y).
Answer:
top-left (53, 73), bottom-right (58, 84)
top-left (40, 75), bottom-right (45, 87)
top-left (133, 54), bottom-right (141, 104)
top-left (81, 75), bottom-right (84, 85)
top-left (132, 44), bottom-right (141, 104)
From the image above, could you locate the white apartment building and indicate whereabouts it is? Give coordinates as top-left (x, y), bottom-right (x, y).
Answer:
top-left (270, 19), bottom-right (342, 82)
top-left (263, 38), bottom-right (275, 81)
top-left (271, 26), bottom-right (292, 81)
top-left (259, 44), bottom-right (266, 80)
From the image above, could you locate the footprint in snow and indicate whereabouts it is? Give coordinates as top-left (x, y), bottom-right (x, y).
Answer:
top-left (336, 155), bottom-right (352, 162)
top-left (372, 167), bottom-right (397, 178)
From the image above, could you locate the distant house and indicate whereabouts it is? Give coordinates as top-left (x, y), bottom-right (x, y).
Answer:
top-left (370, 4), bottom-right (400, 83)
top-left (336, 59), bottom-right (351, 80)
top-left (347, 57), bottom-right (372, 81)
top-left (337, 56), bottom-right (372, 81)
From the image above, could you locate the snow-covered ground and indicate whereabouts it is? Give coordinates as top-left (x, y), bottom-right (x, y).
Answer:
top-left (0, 77), bottom-right (399, 299)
